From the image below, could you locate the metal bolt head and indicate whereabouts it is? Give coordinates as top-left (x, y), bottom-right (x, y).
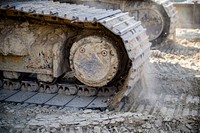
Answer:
top-left (110, 50), bottom-right (114, 56)
top-left (79, 47), bottom-right (85, 53)
top-left (101, 50), bottom-right (107, 56)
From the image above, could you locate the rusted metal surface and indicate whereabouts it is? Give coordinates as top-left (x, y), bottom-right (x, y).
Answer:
top-left (173, 0), bottom-right (200, 28)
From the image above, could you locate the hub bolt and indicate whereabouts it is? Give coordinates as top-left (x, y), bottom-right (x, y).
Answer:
top-left (101, 50), bottom-right (107, 56)
top-left (79, 47), bottom-right (85, 53)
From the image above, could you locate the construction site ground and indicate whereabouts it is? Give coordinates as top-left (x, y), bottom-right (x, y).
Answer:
top-left (0, 28), bottom-right (200, 133)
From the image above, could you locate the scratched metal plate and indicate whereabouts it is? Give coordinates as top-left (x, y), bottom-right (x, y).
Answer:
top-left (66, 96), bottom-right (96, 108)
top-left (25, 93), bottom-right (56, 104)
top-left (87, 96), bottom-right (108, 109)
top-left (0, 89), bottom-right (19, 101)
top-left (5, 91), bottom-right (36, 103)
top-left (45, 94), bottom-right (75, 106)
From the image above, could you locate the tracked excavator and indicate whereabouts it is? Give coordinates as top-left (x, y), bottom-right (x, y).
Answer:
top-left (58, 0), bottom-right (177, 45)
top-left (0, 0), bottom-right (176, 111)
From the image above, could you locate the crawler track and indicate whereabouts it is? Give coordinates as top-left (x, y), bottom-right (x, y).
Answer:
top-left (59, 0), bottom-right (178, 45)
top-left (123, 0), bottom-right (177, 44)
top-left (130, 37), bottom-right (200, 117)
top-left (0, 1), bottom-right (150, 110)
top-left (153, 0), bottom-right (177, 41)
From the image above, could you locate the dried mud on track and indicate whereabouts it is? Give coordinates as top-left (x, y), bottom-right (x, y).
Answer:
top-left (0, 29), bottom-right (200, 133)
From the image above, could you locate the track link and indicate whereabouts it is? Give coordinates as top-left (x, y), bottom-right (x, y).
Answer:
top-left (59, 0), bottom-right (178, 44)
top-left (0, 1), bottom-right (151, 110)
top-left (154, 0), bottom-right (178, 39)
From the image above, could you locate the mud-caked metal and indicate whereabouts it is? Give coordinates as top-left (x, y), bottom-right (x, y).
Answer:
top-left (58, 0), bottom-right (177, 45)
top-left (70, 36), bottom-right (119, 87)
top-left (0, 1), bottom-right (151, 110)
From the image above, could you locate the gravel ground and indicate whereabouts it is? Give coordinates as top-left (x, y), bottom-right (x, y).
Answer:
top-left (0, 28), bottom-right (200, 133)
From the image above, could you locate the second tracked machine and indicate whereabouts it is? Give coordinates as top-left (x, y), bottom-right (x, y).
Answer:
top-left (58, 0), bottom-right (177, 45)
top-left (0, 0), bottom-right (176, 111)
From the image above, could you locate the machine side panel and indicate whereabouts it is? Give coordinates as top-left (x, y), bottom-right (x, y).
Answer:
top-left (0, 20), bottom-right (68, 77)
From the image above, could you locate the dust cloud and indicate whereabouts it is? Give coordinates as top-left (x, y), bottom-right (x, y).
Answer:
top-left (140, 62), bottom-right (160, 105)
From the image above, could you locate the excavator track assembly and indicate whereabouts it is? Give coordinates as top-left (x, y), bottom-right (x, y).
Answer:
top-left (0, 1), bottom-right (151, 111)
top-left (59, 0), bottom-right (178, 45)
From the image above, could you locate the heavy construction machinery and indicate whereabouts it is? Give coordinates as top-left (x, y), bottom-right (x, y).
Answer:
top-left (0, 0), bottom-right (176, 111)
top-left (172, 0), bottom-right (200, 28)
top-left (58, 0), bottom-right (177, 45)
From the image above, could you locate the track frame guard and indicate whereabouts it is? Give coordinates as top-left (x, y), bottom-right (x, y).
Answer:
top-left (173, 1), bottom-right (200, 28)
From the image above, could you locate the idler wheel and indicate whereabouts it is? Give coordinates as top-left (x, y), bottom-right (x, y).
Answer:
top-left (70, 36), bottom-right (119, 87)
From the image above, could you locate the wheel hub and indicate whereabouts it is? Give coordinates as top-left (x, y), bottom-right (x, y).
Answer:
top-left (70, 36), bottom-right (119, 87)
top-left (137, 9), bottom-right (164, 41)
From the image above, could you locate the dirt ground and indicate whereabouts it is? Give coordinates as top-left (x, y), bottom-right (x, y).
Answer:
top-left (0, 28), bottom-right (199, 133)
